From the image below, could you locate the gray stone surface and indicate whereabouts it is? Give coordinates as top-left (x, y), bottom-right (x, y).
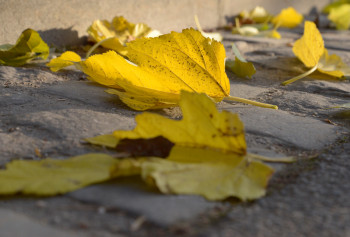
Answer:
top-left (0, 6), bottom-right (350, 236)
top-left (0, 208), bottom-right (82, 237)
top-left (226, 107), bottom-right (343, 150)
top-left (69, 178), bottom-right (218, 227)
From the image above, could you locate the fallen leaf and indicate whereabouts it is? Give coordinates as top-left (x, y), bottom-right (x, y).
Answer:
top-left (0, 154), bottom-right (119, 195)
top-left (328, 4), bottom-right (350, 30)
top-left (0, 29), bottom-right (49, 66)
top-left (226, 43), bottom-right (256, 78)
top-left (112, 91), bottom-right (247, 155)
top-left (142, 146), bottom-right (274, 201)
top-left (272, 7), bottom-right (303, 28)
top-left (282, 21), bottom-right (350, 85)
top-left (87, 16), bottom-right (161, 55)
top-left (48, 28), bottom-right (277, 110)
top-left (46, 51), bottom-right (81, 72)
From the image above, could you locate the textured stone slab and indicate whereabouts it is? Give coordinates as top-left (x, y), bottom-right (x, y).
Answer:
top-left (0, 209), bottom-right (82, 237)
top-left (222, 107), bottom-right (343, 150)
top-left (69, 178), bottom-right (217, 227)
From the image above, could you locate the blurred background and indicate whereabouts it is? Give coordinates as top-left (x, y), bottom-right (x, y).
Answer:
top-left (0, 0), bottom-right (330, 46)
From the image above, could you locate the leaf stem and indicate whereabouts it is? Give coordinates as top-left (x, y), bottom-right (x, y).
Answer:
top-left (247, 153), bottom-right (296, 163)
top-left (194, 15), bottom-right (203, 32)
top-left (282, 64), bottom-right (318, 85)
top-left (224, 96), bottom-right (278, 109)
top-left (86, 37), bottom-right (114, 58)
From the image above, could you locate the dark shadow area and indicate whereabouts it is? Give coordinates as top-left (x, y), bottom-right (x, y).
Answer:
top-left (38, 27), bottom-right (87, 47)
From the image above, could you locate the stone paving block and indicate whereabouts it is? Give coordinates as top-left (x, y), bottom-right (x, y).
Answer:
top-left (69, 178), bottom-right (218, 227)
top-left (0, 208), bottom-right (82, 237)
top-left (221, 106), bottom-right (343, 150)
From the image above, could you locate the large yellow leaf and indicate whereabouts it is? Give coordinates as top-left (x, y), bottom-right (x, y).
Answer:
top-left (0, 154), bottom-right (119, 195)
top-left (292, 21), bottom-right (324, 68)
top-left (272, 7), bottom-right (303, 28)
top-left (283, 21), bottom-right (350, 85)
top-left (48, 28), bottom-right (277, 110)
top-left (142, 146), bottom-right (274, 201)
top-left (113, 91), bottom-right (247, 155)
top-left (87, 16), bottom-right (160, 54)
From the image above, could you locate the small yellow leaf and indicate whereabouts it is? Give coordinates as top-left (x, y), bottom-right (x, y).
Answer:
top-left (0, 29), bottom-right (49, 66)
top-left (283, 21), bottom-right (350, 85)
top-left (0, 154), bottom-right (118, 195)
top-left (318, 49), bottom-right (350, 77)
top-left (272, 7), bottom-right (303, 28)
top-left (46, 51), bottom-right (81, 72)
top-left (292, 21), bottom-right (324, 68)
top-left (328, 4), bottom-right (350, 30)
top-left (142, 146), bottom-right (274, 201)
top-left (226, 44), bottom-right (256, 79)
top-left (113, 91), bottom-right (247, 155)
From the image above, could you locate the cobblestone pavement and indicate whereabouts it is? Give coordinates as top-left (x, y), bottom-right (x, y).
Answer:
top-left (0, 28), bottom-right (349, 237)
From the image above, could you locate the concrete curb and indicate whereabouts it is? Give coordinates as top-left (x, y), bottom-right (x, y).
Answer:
top-left (1, 0), bottom-right (328, 46)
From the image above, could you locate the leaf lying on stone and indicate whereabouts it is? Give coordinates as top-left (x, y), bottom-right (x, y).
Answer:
top-left (0, 29), bottom-right (49, 66)
top-left (282, 21), bottom-right (350, 85)
top-left (48, 28), bottom-right (277, 109)
top-left (0, 92), bottom-right (286, 200)
top-left (89, 91), bottom-right (277, 200)
top-left (271, 7), bottom-right (303, 28)
top-left (0, 154), bottom-right (120, 195)
top-left (142, 146), bottom-right (274, 201)
top-left (87, 16), bottom-right (161, 56)
top-left (226, 43), bottom-right (256, 79)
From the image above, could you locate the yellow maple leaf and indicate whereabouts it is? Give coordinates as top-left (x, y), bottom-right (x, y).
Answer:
top-left (87, 91), bottom-right (278, 201)
top-left (112, 91), bottom-right (247, 155)
top-left (272, 7), bottom-right (303, 28)
top-left (142, 146), bottom-right (274, 201)
top-left (328, 4), bottom-right (350, 30)
top-left (87, 16), bottom-right (161, 55)
top-left (283, 21), bottom-right (350, 85)
top-left (48, 28), bottom-right (277, 110)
